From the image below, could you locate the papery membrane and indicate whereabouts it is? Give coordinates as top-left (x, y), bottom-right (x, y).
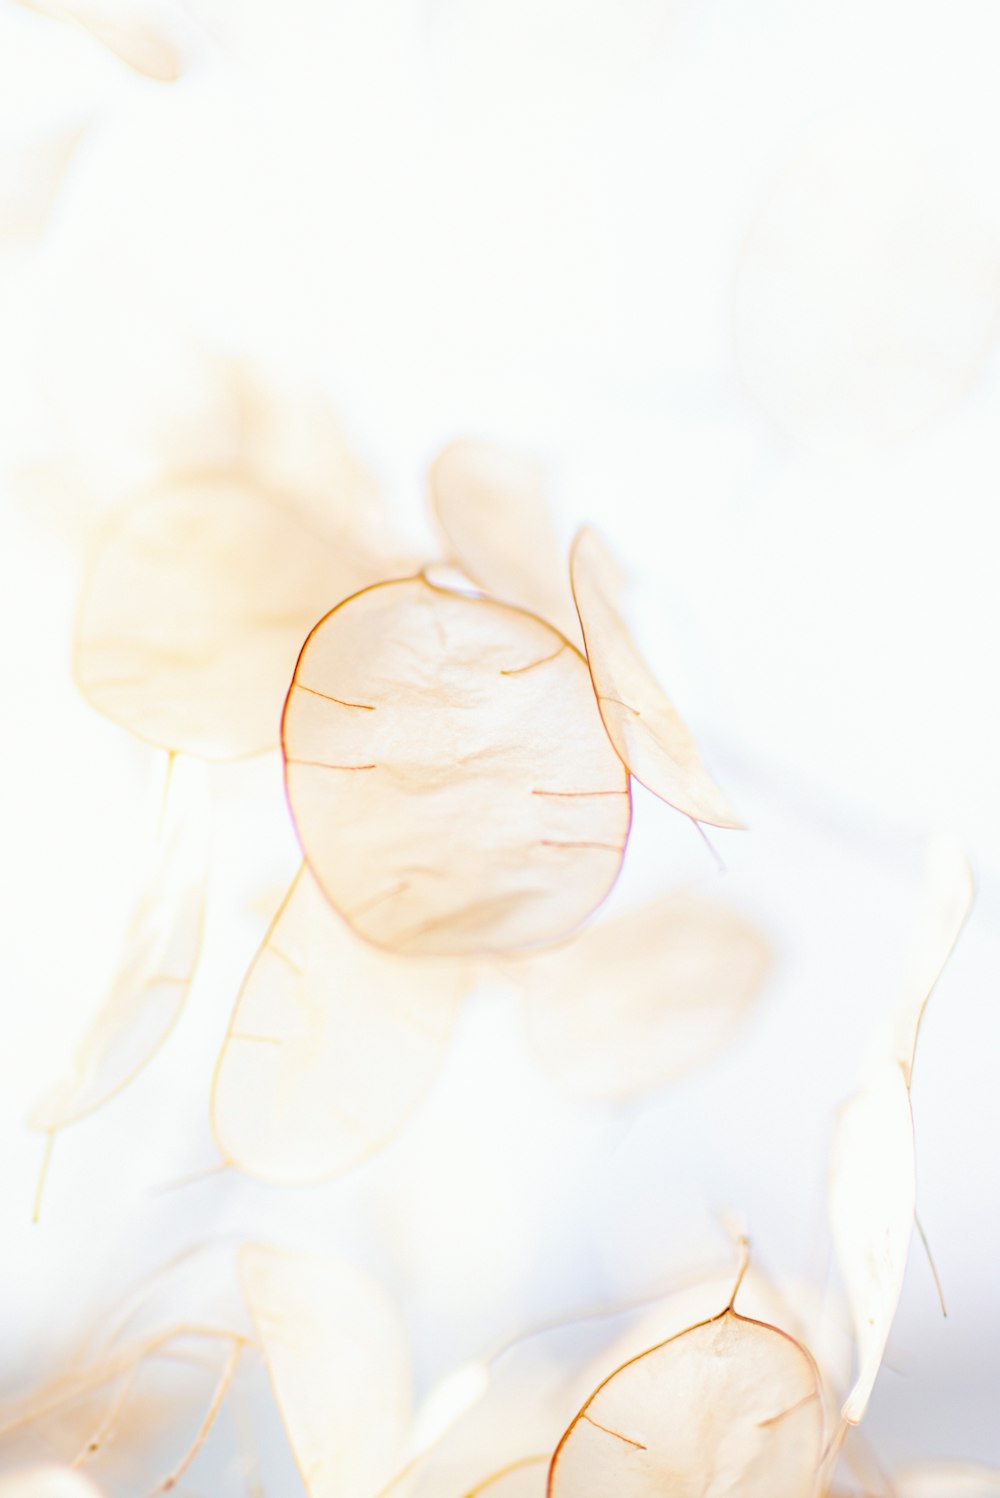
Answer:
top-left (547, 1308), bottom-right (823, 1498)
top-left (282, 576), bottom-right (630, 956)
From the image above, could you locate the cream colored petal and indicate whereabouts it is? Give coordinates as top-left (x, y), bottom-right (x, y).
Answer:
top-left (28, 760), bottom-right (208, 1133)
top-left (569, 528), bottom-right (741, 829)
top-left (212, 867), bottom-right (471, 1184)
top-left (74, 476), bottom-right (395, 760)
top-left (548, 1309), bottom-right (823, 1498)
top-left (282, 576), bottom-right (631, 956)
top-left (238, 1244), bottom-right (410, 1498)
top-left (519, 892), bottom-right (769, 1101)
top-left (892, 842), bottom-right (974, 1085)
top-left (895, 1463), bottom-right (1000, 1497)
top-left (429, 441), bottom-right (580, 644)
top-left (828, 1063), bottom-right (916, 1425)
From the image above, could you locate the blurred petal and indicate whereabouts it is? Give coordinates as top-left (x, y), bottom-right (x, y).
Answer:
top-left (519, 892), bottom-right (770, 1101)
top-left (429, 441), bottom-right (580, 645)
top-left (239, 1244), bottom-right (410, 1498)
top-left (213, 867), bottom-right (471, 1184)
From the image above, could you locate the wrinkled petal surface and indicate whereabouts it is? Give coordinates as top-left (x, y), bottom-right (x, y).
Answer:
top-left (548, 1309), bottom-right (823, 1498)
top-left (283, 576), bottom-right (631, 956)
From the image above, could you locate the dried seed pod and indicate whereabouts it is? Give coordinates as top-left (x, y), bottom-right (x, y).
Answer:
top-left (519, 891), bottom-right (770, 1101)
top-left (547, 1303), bottom-right (823, 1498)
top-left (282, 575), bottom-right (631, 956)
top-left (238, 1245), bottom-right (410, 1498)
top-left (569, 528), bottom-right (741, 829)
top-left (212, 867), bottom-right (471, 1184)
top-left (74, 476), bottom-right (397, 760)
top-left (429, 441), bottom-right (580, 643)
top-left (829, 846), bottom-right (974, 1425)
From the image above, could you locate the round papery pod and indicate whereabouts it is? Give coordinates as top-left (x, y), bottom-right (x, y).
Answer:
top-left (547, 1307), bottom-right (824, 1498)
top-left (282, 574), bottom-right (631, 957)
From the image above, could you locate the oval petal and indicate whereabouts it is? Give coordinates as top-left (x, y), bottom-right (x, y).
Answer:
top-left (548, 1310), bottom-right (823, 1498)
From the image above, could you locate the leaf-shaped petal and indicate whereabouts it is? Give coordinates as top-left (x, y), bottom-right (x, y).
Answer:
top-left (569, 528), bottom-right (741, 829)
top-left (828, 1063), bottom-right (916, 1425)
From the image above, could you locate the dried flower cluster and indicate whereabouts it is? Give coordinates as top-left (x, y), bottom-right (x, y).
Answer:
top-left (1, 7), bottom-right (996, 1498)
